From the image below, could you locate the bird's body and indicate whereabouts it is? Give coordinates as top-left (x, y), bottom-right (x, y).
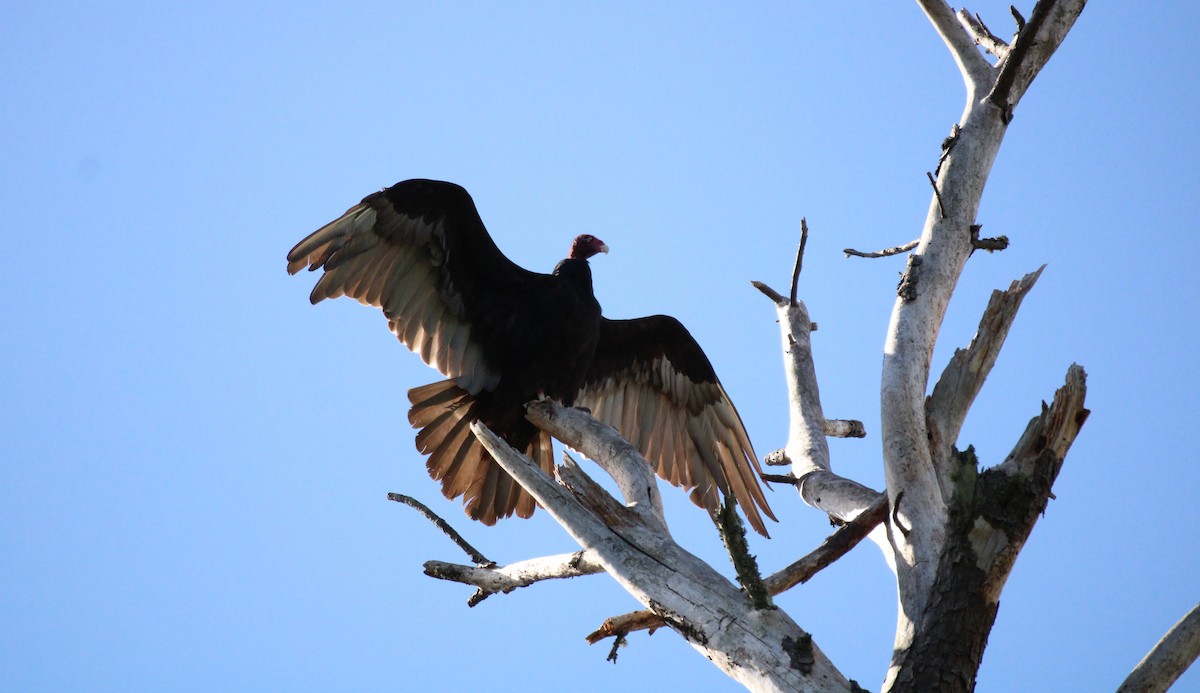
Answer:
top-left (288, 179), bottom-right (775, 534)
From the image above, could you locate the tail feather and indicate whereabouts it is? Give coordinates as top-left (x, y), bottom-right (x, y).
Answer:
top-left (408, 380), bottom-right (469, 428)
top-left (518, 430), bottom-right (554, 518)
top-left (470, 461), bottom-right (506, 526)
top-left (407, 379), bottom-right (550, 525)
top-left (430, 415), bottom-right (478, 497)
top-left (414, 406), bottom-right (460, 454)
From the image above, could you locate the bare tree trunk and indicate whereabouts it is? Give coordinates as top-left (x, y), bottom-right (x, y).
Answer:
top-left (879, 1), bottom-right (1089, 689)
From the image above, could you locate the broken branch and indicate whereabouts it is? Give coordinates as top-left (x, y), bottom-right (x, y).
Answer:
top-left (424, 551), bottom-right (606, 606)
top-left (926, 267), bottom-right (1045, 490)
top-left (844, 239), bottom-right (919, 259)
top-left (764, 494), bottom-right (889, 594)
top-left (823, 419), bottom-right (867, 438)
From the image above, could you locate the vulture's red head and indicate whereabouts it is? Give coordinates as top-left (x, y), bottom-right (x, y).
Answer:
top-left (568, 234), bottom-right (609, 260)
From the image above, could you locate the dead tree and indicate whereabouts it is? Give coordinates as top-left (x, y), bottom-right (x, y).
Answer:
top-left (395, 1), bottom-right (1199, 690)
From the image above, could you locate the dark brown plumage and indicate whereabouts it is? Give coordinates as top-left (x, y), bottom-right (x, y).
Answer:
top-left (287, 179), bottom-right (775, 535)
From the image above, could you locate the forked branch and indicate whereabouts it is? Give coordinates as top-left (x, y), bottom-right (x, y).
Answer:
top-left (590, 494), bottom-right (890, 644)
top-left (916, 0), bottom-right (995, 91)
top-left (470, 407), bottom-right (854, 691)
top-left (988, 0), bottom-right (1086, 120)
top-left (926, 266), bottom-right (1045, 494)
top-left (879, 3), bottom-right (1088, 689)
top-left (753, 268), bottom-right (882, 523)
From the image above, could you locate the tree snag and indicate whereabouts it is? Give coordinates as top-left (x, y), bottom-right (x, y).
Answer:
top-left (387, 3), bottom-right (1193, 691)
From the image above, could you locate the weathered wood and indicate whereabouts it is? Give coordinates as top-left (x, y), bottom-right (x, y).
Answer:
top-left (956, 9), bottom-right (1011, 60)
top-left (1118, 603), bottom-right (1200, 693)
top-left (889, 364), bottom-right (1087, 693)
top-left (755, 281), bottom-right (883, 525)
top-left (880, 2), bottom-right (1088, 690)
top-left (926, 267), bottom-right (1045, 495)
top-left (471, 413), bottom-right (854, 692)
top-left (764, 494), bottom-right (890, 594)
top-left (589, 494), bottom-right (891, 646)
top-left (525, 399), bottom-right (667, 533)
top-left (823, 419), bottom-right (867, 439)
top-left (423, 551), bottom-right (606, 606)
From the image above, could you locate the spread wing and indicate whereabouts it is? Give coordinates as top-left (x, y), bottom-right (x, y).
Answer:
top-left (286, 179), bottom-right (538, 395)
top-left (576, 316), bottom-right (776, 536)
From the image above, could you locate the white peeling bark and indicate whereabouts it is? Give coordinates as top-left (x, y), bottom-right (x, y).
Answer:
top-left (755, 285), bottom-right (884, 525)
top-left (775, 298), bottom-right (832, 479)
top-left (423, 550), bottom-right (606, 604)
top-left (471, 405), bottom-right (855, 692)
top-left (524, 400), bottom-right (668, 534)
top-left (754, 278), bottom-right (902, 584)
top-left (882, 0), bottom-right (1085, 659)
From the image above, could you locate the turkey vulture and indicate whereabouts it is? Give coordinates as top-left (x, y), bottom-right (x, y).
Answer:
top-left (287, 179), bottom-right (775, 535)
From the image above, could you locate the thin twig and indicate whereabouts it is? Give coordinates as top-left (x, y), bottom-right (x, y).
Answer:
top-left (927, 171), bottom-right (946, 218)
top-left (761, 473), bottom-right (799, 485)
top-left (789, 218), bottom-right (809, 307)
top-left (606, 634), bottom-right (628, 663)
top-left (844, 239), bottom-right (919, 259)
top-left (387, 492), bottom-right (495, 567)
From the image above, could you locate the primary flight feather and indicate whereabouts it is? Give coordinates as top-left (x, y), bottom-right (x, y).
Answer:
top-left (287, 179), bottom-right (775, 535)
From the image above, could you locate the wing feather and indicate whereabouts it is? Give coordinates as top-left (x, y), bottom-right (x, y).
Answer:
top-left (576, 316), bottom-right (775, 537)
top-left (288, 179), bottom-right (540, 395)
top-left (442, 322), bottom-right (471, 377)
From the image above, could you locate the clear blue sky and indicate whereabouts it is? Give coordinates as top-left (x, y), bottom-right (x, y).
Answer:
top-left (3, 2), bottom-right (1197, 691)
